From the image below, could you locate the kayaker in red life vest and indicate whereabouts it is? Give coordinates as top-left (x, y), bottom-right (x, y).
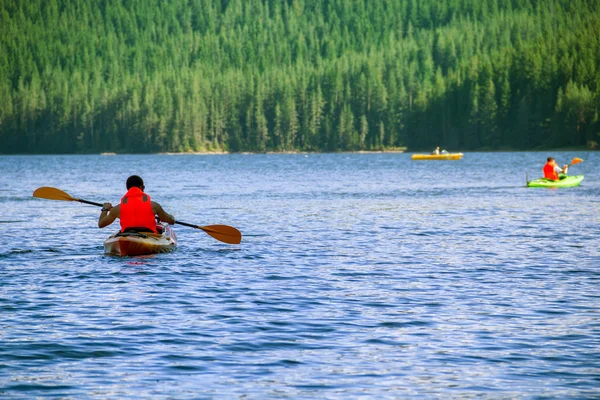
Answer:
top-left (98, 175), bottom-right (175, 232)
top-left (543, 157), bottom-right (568, 181)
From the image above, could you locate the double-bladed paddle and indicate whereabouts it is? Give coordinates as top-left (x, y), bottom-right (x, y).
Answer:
top-left (32, 187), bottom-right (242, 244)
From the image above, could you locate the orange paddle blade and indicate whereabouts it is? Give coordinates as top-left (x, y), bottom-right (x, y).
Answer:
top-left (570, 157), bottom-right (583, 165)
top-left (199, 224), bottom-right (242, 244)
top-left (33, 187), bottom-right (78, 202)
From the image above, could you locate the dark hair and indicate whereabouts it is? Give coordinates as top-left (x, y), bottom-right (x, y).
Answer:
top-left (547, 157), bottom-right (554, 162)
top-left (126, 175), bottom-right (144, 189)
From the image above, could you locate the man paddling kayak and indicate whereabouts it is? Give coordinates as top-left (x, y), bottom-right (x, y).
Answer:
top-left (543, 157), bottom-right (568, 181)
top-left (98, 175), bottom-right (175, 233)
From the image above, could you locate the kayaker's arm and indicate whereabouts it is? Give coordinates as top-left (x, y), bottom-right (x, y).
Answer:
top-left (98, 203), bottom-right (120, 228)
top-left (152, 201), bottom-right (175, 225)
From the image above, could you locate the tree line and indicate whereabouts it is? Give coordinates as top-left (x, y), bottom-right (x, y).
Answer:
top-left (1, 0), bottom-right (599, 154)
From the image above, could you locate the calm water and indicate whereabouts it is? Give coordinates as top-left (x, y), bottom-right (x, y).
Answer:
top-left (1, 152), bottom-right (599, 399)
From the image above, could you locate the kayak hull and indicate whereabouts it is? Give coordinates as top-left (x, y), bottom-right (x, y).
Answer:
top-left (527, 175), bottom-right (584, 188)
top-left (104, 225), bottom-right (177, 256)
top-left (412, 153), bottom-right (463, 160)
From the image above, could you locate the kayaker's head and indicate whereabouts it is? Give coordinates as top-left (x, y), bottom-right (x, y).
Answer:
top-left (547, 157), bottom-right (555, 162)
top-left (126, 175), bottom-right (145, 191)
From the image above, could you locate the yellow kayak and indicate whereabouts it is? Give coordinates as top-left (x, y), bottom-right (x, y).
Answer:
top-left (411, 153), bottom-right (463, 160)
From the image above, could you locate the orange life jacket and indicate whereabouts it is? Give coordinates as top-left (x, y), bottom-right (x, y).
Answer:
top-left (119, 187), bottom-right (157, 233)
top-left (543, 162), bottom-right (559, 181)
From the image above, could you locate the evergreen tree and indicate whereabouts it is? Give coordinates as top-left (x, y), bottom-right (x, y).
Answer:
top-left (0, 0), bottom-right (599, 153)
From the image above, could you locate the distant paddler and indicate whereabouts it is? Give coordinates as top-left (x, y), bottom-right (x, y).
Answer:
top-left (541, 156), bottom-right (583, 180)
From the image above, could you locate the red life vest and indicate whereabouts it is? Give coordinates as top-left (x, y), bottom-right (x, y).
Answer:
top-left (119, 187), bottom-right (157, 233)
top-left (543, 162), bottom-right (559, 181)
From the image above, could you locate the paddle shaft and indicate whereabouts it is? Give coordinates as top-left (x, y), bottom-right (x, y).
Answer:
top-left (79, 199), bottom-right (104, 207)
top-left (175, 220), bottom-right (201, 229)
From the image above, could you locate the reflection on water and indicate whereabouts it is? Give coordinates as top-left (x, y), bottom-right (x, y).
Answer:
top-left (0, 152), bottom-right (599, 398)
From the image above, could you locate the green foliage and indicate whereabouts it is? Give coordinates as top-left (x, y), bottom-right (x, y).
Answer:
top-left (1, 0), bottom-right (599, 153)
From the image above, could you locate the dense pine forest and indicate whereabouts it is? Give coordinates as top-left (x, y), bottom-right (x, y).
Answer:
top-left (1, 0), bottom-right (599, 154)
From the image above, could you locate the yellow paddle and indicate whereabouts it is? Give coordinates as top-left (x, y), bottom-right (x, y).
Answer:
top-left (33, 186), bottom-right (104, 206)
top-left (174, 221), bottom-right (242, 244)
top-left (32, 187), bottom-right (242, 244)
top-left (567, 157), bottom-right (583, 167)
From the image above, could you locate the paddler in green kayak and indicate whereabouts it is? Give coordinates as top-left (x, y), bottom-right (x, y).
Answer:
top-left (98, 175), bottom-right (175, 233)
top-left (543, 157), bottom-right (568, 180)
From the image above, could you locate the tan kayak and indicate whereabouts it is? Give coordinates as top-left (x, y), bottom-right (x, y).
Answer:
top-left (104, 224), bottom-right (177, 256)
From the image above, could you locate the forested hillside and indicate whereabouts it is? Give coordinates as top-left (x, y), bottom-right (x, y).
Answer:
top-left (1, 0), bottom-right (599, 153)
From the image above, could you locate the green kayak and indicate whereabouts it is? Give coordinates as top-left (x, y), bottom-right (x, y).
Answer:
top-left (527, 175), bottom-right (584, 188)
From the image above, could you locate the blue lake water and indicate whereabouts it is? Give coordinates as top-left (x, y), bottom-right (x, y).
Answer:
top-left (1, 151), bottom-right (599, 398)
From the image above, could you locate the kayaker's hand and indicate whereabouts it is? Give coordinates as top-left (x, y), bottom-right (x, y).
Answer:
top-left (102, 202), bottom-right (113, 211)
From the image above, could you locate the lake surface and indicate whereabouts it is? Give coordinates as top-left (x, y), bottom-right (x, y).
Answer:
top-left (1, 151), bottom-right (599, 399)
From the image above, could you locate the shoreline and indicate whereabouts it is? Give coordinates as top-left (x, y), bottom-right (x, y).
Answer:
top-left (159, 148), bottom-right (408, 155)
top-left (2, 147), bottom-right (595, 156)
